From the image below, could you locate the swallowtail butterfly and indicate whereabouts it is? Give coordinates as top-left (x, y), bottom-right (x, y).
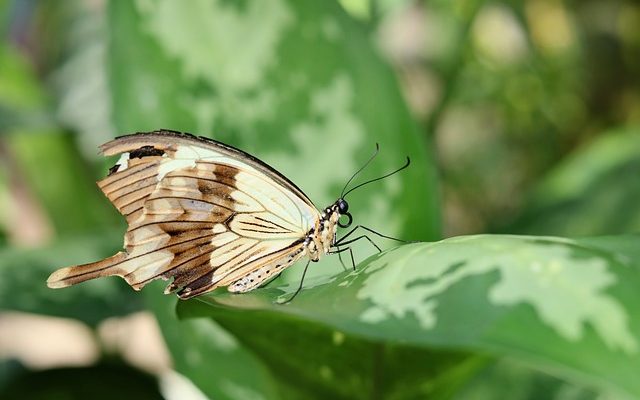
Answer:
top-left (47, 130), bottom-right (407, 299)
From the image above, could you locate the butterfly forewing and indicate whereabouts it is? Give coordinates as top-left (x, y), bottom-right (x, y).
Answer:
top-left (47, 130), bottom-right (321, 299)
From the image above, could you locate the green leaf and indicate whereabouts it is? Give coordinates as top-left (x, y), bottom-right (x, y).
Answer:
top-left (178, 235), bottom-right (640, 398)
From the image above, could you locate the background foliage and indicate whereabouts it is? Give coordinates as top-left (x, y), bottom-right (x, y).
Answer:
top-left (1, 0), bottom-right (639, 399)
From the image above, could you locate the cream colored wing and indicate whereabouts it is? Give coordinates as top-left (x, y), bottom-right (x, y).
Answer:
top-left (47, 130), bottom-right (320, 299)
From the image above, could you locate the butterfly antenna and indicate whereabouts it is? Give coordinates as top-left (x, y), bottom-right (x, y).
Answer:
top-left (343, 157), bottom-right (411, 198)
top-left (340, 143), bottom-right (380, 198)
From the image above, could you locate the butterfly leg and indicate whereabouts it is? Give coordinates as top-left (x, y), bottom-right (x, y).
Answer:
top-left (281, 259), bottom-right (312, 304)
top-left (329, 246), bottom-right (356, 271)
top-left (335, 246), bottom-right (348, 271)
top-left (335, 225), bottom-right (407, 246)
top-left (335, 234), bottom-right (382, 253)
top-left (338, 249), bottom-right (347, 271)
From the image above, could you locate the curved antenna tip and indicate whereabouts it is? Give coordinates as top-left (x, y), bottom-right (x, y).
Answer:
top-left (342, 154), bottom-right (413, 198)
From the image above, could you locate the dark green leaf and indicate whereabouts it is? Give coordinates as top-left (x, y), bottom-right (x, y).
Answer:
top-left (143, 286), bottom-right (283, 400)
top-left (0, 233), bottom-right (141, 326)
top-left (0, 361), bottom-right (163, 400)
top-left (453, 358), bottom-right (609, 400)
top-left (180, 297), bottom-right (485, 399)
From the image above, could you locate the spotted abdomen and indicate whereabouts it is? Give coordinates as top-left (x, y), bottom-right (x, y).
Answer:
top-left (229, 247), bottom-right (305, 293)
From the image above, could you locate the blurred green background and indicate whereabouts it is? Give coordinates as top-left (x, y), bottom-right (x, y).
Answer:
top-left (1, 0), bottom-right (639, 399)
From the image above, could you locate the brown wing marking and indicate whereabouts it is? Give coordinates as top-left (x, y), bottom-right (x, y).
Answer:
top-left (48, 162), bottom-right (236, 291)
top-left (98, 158), bottom-right (164, 224)
top-left (47, 252), bottom-right (128, 288)
top-left (47, 227), bottom-right (220, 289)
top-left (162, 231), bottom-right (241, 293)
top-left (118, 169), bottom-right (239, 288)
top-left (219, 240), bottom-right (306, 287)
top-left (99, 130), bottom-right (317, 210)
top-left (176, 240), bottom-right (305, 299)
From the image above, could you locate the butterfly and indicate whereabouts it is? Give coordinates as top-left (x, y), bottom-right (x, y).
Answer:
top-left (47, 130), bottom-right (408, 299)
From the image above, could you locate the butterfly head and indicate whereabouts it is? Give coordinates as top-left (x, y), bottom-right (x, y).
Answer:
top-left (330, 198), bottom-right (352, 228)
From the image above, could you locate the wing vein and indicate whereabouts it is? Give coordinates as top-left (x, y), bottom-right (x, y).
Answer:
top-left (101, 163), bottom-right (158, 190)
top-left (254, 216), bottom-right (292, 231)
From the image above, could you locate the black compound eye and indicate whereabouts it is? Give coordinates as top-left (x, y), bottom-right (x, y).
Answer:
top-left (337, 199), bottom-right (349, 214)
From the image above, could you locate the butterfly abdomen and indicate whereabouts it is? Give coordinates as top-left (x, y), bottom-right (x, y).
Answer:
top-left (228, 246), bottom-right (306, 293)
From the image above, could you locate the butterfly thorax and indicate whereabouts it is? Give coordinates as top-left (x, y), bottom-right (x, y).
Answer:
top-left (305, 199), bottom-right (348, 262)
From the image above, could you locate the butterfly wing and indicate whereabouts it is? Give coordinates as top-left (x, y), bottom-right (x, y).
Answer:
top-left (47, 130), bottom-right (319, 299)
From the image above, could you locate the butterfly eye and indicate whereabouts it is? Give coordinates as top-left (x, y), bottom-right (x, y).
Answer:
top-left (337, 199), bottom-right (349, 214)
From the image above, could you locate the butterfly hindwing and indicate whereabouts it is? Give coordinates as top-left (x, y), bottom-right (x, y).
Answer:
top-left (47, 130), bottom-right (319, 299)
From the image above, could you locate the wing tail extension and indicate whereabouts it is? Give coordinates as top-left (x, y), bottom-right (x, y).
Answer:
top-left (47, 252), bottom-right (128, 289)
